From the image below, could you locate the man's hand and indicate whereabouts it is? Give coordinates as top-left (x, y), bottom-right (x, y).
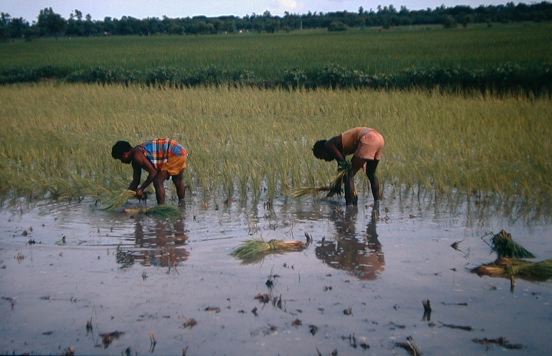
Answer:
top-left (337, 159), bottom-right (352, 172)
top-left (135, 188), bottom-right (144, 199)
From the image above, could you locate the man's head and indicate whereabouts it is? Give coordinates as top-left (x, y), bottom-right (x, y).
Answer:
top-left (312, 140), bottom-right (333, 161)
top-left (111, 141), bottom-right (133, 163)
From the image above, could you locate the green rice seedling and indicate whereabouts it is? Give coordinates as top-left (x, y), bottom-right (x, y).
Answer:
top-left (473, 230), bottom-right (551, 282)
top-left (231, 238), bottom-right (306, 263)
top-left (292, 169), bottom-right (347, 198)
top-left (292, 164), bottom-right (356, 198)
top-left (490, 230), bottom-right (535, 258)
top-left (123, 205), bottom-right (181, 219)
top-left (0, 83), bottom-right (551, 212)
top-left (472, 257), bottom-right (552, 282)
top-left (99, 190), bottom-right (137, 211)
top-left (144, 205), bottom-right (182, 219)
top-left (515, 259), bottom-right (552, 281)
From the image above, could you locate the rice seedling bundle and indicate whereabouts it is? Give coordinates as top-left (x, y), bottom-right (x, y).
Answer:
top-left (123, 205), bottom-right (181, 219)
top-left (231, 238), bottom-right (306, 263)
top-left (100, 190), bottom-right (137, 210)
top-left (473, 230), bottom-right (551, 281)
top-left (1, 83), bottom-right (551, 209)
top-left (472, 257), bottom-right (552, 281)
top-left (144, 205), bottom-right (182, 219)
top-left (292, 169), bottom-right (347, 198)
top-left (491, 229), bottom-right (535, 258)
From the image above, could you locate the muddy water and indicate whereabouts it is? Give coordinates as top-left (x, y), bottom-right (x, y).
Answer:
top-left (1, 194), bottom-right (551, 355)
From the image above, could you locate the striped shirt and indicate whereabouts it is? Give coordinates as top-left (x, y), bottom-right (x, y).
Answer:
top-left (140, 138), bottom-right (187, 170)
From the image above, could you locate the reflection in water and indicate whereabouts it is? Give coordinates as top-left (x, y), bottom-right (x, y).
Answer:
top-left (116, 217), bottom-right (189, 268)
top-left (315, 206), bottom-right (384, 280)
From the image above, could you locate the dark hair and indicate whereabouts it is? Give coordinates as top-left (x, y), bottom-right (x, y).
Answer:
top-left (111, 141), bottom-right (132, 159)
top-left (312, 139), bottom-right (328, 160)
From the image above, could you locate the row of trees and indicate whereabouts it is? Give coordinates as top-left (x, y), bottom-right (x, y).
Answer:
top-left (1, 2), bottom-right (551, 38)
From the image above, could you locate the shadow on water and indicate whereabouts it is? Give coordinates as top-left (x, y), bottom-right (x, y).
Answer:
top-left (315, 205), bottom-right (385, 280)
top-left (116, 217), bottom-right (189, 268)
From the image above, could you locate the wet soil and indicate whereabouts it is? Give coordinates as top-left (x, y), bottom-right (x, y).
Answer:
top-left (1, 194), bottom-right (551, 355)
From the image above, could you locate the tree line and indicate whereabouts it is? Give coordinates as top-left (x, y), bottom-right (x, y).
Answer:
top-left (1, 2), bottom-right (551, 38)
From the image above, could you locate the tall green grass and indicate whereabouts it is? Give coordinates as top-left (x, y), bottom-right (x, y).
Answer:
top-left (0, 83), bottom-right (550, 210)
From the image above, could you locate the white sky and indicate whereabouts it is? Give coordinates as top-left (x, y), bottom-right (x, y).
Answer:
top-left (1, 0), bottom-right (530, 22)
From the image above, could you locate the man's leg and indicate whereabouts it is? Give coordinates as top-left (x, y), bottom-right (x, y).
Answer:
top-left (154, 170), bottom-right (169, 204)
top-left (345, 156), bottom-right (363, 205)
top-left (365, 159), bottom-right (380, 202)
top-left (172, 171), bottom-right (186, 206)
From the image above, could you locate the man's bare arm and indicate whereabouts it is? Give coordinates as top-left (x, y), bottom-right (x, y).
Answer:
top-left (134, 151), bottom-right (158, 193)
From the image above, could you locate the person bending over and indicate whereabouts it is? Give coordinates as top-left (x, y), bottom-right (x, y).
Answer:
top-left (111, 138), bottom-right (188, 205)
top-left (312, 127), bottom-right (384, 206)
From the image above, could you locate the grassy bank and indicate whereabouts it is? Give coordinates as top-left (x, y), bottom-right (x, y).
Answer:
top-left (0, 83), bottom-right (550, 207)
top-left (1, 23), bottom-right (551, 93)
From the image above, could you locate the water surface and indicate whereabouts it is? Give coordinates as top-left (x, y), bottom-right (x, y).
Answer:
top-left (1, 193), bottom-right (551, 355)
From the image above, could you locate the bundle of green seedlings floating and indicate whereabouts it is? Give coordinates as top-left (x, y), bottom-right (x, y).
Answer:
top-left (292, 169), bottom-right (347, 198)
top-left (491, 229), bottom-right (535, 258)
top-left (231, 238), bottom-right (306, 263)
top-left (472, 257), bottom-right (552, 282)
top-left (123, 205), bottom-right (181, 219)
top-left (472, 230), bottom-right (552, 282)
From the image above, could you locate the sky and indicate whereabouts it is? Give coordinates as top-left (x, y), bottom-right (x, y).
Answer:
top-left (1, 0), bottom-right (530, 22)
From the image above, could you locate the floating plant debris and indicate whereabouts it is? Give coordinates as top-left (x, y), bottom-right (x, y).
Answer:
top-left (182, 318), bottom-right (197, 329)
top-left (438, 322), bottom-right (473, 331)
top-left (472, 337), bottom-right (523, 350)
top-left (395, 336), bottom-right (421, 356)
top-left (99, 331), bottom-right (124, 348)
top-left (254, 293), bottom-right (270, 304)
top-left (204, 306), bottom-right (221, 313)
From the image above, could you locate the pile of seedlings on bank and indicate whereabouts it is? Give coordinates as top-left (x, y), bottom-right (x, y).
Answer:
top-left (472, 229), bottom-right (552, 283)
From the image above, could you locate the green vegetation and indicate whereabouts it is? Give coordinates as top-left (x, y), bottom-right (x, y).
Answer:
top-left (0, 83), bottom-right (550, 210)
top-left (99, 189), bottom-right (136, 210)
top-left (473, 230), bottom-right (552, 282)
top-left (1, 23), bottom-right (551, 93)
top-left (293, 169), bottom-right (348, 197)
top-left (1, 2), bottom-right (550, 38)
top-left (491, 230), bottom-right (535, 258)
top-left (473, 258), bottom-right (552, 282)
top-left (121, 206), bottom-right (182, 219)
top-left (232, 239), bottom-right (306, 263)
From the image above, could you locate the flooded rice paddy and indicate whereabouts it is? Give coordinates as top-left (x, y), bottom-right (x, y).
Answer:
top-left (1, 192), bottom-right (551, 355)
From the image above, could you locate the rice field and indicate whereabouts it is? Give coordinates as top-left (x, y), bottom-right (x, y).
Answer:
top-left (1, 21), bottom-right (551, 356)
top-left (0, 83), bottom-right (550, 210)
top-left (1, 22), bottom-right (550, 80)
